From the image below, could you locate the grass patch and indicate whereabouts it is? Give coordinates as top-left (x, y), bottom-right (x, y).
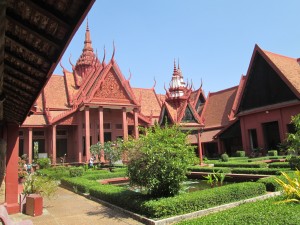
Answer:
top-left (177, 196), bottom-right (300, 225)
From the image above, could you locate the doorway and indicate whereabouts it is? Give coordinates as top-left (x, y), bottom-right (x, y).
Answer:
top-left (262, 121), bottom-right (281, 150)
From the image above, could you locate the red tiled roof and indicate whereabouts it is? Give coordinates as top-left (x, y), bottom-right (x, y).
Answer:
top-left (262, 49), bottom-right (300, 95)
top-left (44, 75), bottom-right (70, 109)
top-left (23, 114), bottom-right (47, 126)
top-left (202, 86), bottom-right (238, 128)
top-left (201, 129), bottom-right (220, 143)
top-left (132, 88), bottom-right (161, 117)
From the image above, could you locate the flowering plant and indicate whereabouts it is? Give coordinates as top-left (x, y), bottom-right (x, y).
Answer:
top-left (18, 157), bottom-right (28, 178)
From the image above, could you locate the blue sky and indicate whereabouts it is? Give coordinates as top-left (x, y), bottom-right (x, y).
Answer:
top-left (54, 0), bottom-right (300, 95)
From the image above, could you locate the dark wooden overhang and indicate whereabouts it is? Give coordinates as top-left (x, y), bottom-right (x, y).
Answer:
top-left (0, 0), bottom-right (95, 124)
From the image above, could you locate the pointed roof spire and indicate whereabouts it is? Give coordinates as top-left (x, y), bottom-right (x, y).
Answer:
top-left (84, 18), bottom-right (93, 52)
top-left (173, 59), bottom-right (178, 76)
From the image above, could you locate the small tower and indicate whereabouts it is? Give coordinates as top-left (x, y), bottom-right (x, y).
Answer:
top-left (75, 20), bottom-right (100, 79)
top-left (167, 60), bottom-right (189, 100)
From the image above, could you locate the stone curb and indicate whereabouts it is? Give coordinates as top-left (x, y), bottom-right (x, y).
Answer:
top-left (61, 185), bottom-right (281, 225)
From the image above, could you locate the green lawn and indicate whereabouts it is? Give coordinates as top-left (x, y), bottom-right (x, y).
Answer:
top-left (177, 196), bottom-right (300, 225)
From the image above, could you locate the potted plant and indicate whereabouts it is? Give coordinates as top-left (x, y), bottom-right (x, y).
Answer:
top-left (18, 157), bottom-right (28, 183)
top-left (22, 174), bottom-right (58, 216)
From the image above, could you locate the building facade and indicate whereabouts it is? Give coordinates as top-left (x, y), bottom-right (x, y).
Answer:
top-left (20, 25), bottom-right (300, 164)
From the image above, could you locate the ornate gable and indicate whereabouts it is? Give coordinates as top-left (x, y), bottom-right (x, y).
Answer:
top-left (182, 105), bottom-right (197, 123)
top-left (92, 67), bottom-right (134, 104)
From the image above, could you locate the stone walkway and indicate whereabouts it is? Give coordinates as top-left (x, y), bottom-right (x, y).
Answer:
top-left (11, 187), bottom-right (144, 225)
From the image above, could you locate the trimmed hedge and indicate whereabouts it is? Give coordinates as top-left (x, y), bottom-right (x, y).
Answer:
top-left (178, 196), bottom-right (300, 225)
top-left (268, 150), bottom-right (278, 156)
top-left (141, 182), bottom-right (266, 218)
top-left (61, 177), bottom-right (99, 193)
top-left (188, 166), bottom-right (231, 173)
top-left (268, 162), bottom-right (290, 168)
top-left (214, 162), bottom-right (268, 168)
top-left (69, 167), bottom-right (84, 177)
top-left (234, 151), bottom-right (246, 157)
top-left (231, 168), bottom-right (290, 175)
top-left (37, 167), bottom-right (70, 180)
top-left (257, 171), bottom-right (296, 192)
top-left (83, 171), bottom-right (126, 180)
top-left (89, 185), bottom-right (147, 213)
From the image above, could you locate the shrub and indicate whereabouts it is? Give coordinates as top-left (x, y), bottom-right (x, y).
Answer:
top-left (141, 182), bottom-right (266, 218)
top-left (220, 153), bottom-right (229, 162)
top-left (37, 158), bottom-right (51, 169)
top-left (126, 124), bottom-right (196, 197)
top-left (235, 151), bottom-right (245, 157)
top-left (257, 176), bottom-right (281, 192)
top-left (69, 167), bottom-right (84, 177)
top-left (268, 150), bottom-right (278, 156)
top-left (287, 155), bottom-right (300, 170)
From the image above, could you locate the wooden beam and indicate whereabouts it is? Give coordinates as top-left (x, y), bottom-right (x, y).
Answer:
top-left (24, 0), bottom-right (70, 30)
top-left (4, 83), bottom-right (34, 99)
top-left (5, 64), bottom-right (40, 87)
top-left (4, 75), bottom-right (36, 93)
top-left (0, 0), bottom-right (5, 121)
top-left (6, 15), bottom-right (60, 50)
top-left (5, 52), bottom-right (47, 77)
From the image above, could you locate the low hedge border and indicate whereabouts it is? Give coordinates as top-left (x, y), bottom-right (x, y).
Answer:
top-left (257, 171), bottom-right (296, 192)
top-left (231, 168), bottom-right (290, 175)
top-left (268, 162), bottom-right (290, 168)
top-left (61, 177), bottom-right (99, 193)
top-left (82, 171), bottom-right (126, 180)
top-left (188, 166), bottom-right (231, 173)
top-left (141, 182), bottom-right (266, 219)
top-left (213, 162), bottom-right (267, 168)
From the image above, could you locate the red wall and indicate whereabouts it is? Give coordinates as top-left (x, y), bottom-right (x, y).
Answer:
top-left (240, 104), bottom-right (300, 154)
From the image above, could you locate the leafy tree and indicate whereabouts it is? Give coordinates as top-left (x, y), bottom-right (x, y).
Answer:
top-left (287, 114), bottom-right (300, 169)
top-left (90, 139), bottom-right (123, 166)
top-left (126, 124), bottom-right (196, 197)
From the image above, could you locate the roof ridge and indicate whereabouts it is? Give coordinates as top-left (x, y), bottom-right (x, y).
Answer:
top-left (262, 49), bottom-right (297, 60)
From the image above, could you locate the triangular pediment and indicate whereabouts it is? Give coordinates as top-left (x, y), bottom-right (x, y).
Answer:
top-left (92, 66), bottom-right (135, 104)
top-left (160, 106), bottom-right (173, 125)
top-left (182, 105), bottom-right (197, 123)
top-left (238, 50), bottom-right (298, 113)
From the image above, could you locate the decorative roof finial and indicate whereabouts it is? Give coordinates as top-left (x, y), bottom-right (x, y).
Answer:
top-left (152, 77), bottom-right (156, 89)
top-left (173, 58), bottom-right (177, 74)
top-left (111, 41), bottom-right (115, 61)
top-left (84, 18), bottom-right (92, 52)
top-left (102, 46), bottom-right (106, 65)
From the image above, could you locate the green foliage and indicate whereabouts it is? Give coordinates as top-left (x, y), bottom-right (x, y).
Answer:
top-left (69, 167), bottom-right (84, 177)
top-left (203, 170), bottom-right (226, 187)
top-left (126, 124), bottom-right (196, 197)
top-left (234, 151), bottom-right (246, 157)
top-left (257, 176), bottom-right (282, 192)
top-left (61, 177), bottom-right (99, 193)
top-left (287, 155), bottom-right (300, 170)
top-left (83, 171), bottom-right (126, 180)
top-left (177, 196), bottom-right (300, 225)
top-left (188, 166), bottom-right (231, 173)
top-left (90, 139), bottom-right (123, 166)
top-left (214, 162), bottom-right (268, 168)
top-left (268, 150), bottom-right (278, 156)
top-left (37, 158), bottom-right (51, 169)
top-left (141, 182), bottom-right (266, 218)
top-left (36, 166), bottom-right (70, 180)
top-left (23, 174), bottom-right (58, 199)
top-left (220, 153), bottom-right (229, 162)
top-left (268, 162), bottom-right (290, 168)
top-left (275, 170), bottom-right (300, 203)
top-left (231, 168), bottom-right (290, 175)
